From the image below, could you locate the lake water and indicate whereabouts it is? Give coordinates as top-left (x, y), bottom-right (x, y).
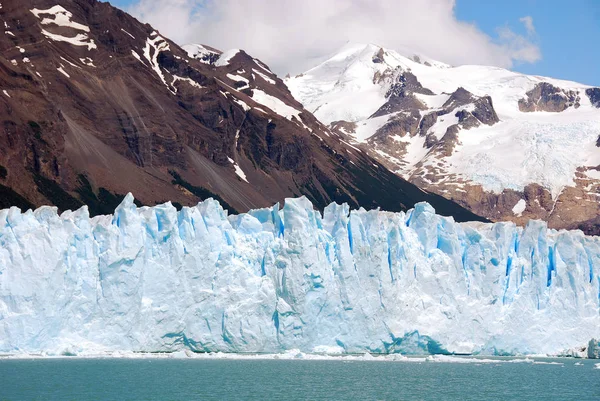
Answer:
top-left (0, 357), bottom-right (598, 400)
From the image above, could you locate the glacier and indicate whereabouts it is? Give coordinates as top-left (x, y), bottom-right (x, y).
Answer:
top-left (0, 194), bottom-right (599, 356)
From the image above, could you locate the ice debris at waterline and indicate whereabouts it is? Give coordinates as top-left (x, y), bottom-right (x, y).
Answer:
top-left (0, 194), bottom-right (599, 356)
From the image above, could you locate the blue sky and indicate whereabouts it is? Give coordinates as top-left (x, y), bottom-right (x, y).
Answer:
top-left (455, 0), bottom-right (600, 85)
top-left (108, 0), bottom-right (599, 85)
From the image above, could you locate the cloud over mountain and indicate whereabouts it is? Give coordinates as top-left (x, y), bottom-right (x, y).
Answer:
top-left (127, 0), bottom-right (542, 74)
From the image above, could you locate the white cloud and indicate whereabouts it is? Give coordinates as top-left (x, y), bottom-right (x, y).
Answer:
top-left (497, 26), bottom-right (541, 64)
top-left (125, 0), bottom-right (542, 75)
top-left (519, 16), bottom-right (535, 35)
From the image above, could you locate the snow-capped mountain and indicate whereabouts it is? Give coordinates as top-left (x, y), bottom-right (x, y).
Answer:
top-left (286, 43), bottom-right (600, 233)
top-left (1, 194), bottom-right (598, 356)
top-left (0, 0), bottom-right (482, 222)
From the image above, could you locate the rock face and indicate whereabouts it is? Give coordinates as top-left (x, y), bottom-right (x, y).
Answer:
top-left (286, 43), bottom-right (600, 234)
top-left (518, 82), bottom-right (580, 112)
top-left (0, 0), bottom-right (484, 222)
top-left (587, 88), bottom-right (600, 108)
top-left (0, 196), bottom-right (598, 355)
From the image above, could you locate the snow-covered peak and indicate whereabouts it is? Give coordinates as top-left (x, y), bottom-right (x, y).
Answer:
top-left (287, 43), bottom-right (595, 124)
top-left (286, 43), bottom-right (453, 125)
top-left (287, 43), bottom-right (600, 229)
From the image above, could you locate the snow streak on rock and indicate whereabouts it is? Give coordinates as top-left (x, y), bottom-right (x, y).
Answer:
top-left (31, 5), bottom-right (96, 50)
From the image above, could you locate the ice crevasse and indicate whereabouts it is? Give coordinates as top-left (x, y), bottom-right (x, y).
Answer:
top-left (0, 194), bottom-right (599, 356)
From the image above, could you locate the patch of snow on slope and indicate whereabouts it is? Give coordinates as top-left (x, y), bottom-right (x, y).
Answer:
top-left (232, 97), bottom-right (250, 112)
top-left (226, 74), bottom-right (249, 90)
top-left (353, 113), bottom-right (392, 143)
top-left (143, 35), bottom-right (173, 94)
top-left (31, 6), bottom-right (96, 50)
top-left (182, 44), bottom-right (220, 64)
top-left (120, 28), bottom-right (135, 39)
top-left (226, 73), bottom-right (248, 84)
top-left (228, 157), bottom-right (249, 183)
top-left (131, 50), bottom-right (144, 65)
top-left (60, 56), bottom-right (81, 69)
top-left (399, 136), bottom-right (430, 175)
top-left (585, 169), bottom-right (600, 180)
top-left (171, 76), bottom-right (203, 90)
top-left (79, 57), bottom-right (95, 67)
top-left (215, 49), bottom-right (240, 67)
top-left (252, 89), bottom-right (300, 120)
top-left (31, 5), bottom-right (90, 32)
top-left (39, 29), bottom-right (97, 50)
top-left (252, 68), bottom-right (275, 84)
top-left (57, 65), bottom-right (70, 78)
top-left (414, 93), bottom-right (451, 109)
top-left (253, 59), bottom-right (272, 73)
top-left (512, 199), bottom-right (526, 216)
top-left (427, 110), bottom-right (461, 140)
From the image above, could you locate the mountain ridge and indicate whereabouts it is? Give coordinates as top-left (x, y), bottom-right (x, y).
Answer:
top-left (286, 42), bottom-right (600, 233)
top-left (0, 0), bottom-right (484, 223)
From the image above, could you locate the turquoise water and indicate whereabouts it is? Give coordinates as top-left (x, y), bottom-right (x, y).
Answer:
top-left (0, 357), bottom-right (598, 400)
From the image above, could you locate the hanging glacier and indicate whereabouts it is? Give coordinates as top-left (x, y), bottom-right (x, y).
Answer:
top-left (0, 194), bottom-right (599, 356)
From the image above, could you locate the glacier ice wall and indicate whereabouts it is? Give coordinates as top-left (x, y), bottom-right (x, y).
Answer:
top-left (0, 194), bottom-right (599, 355)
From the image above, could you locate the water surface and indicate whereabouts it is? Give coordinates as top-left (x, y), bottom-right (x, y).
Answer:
top-left (0, 357), bottom-right (598, 400)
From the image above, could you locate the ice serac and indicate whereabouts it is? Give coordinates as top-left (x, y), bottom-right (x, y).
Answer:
top-left (0, 196), bottom-right (599, 356)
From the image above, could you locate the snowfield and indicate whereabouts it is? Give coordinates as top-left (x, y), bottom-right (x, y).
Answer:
top-left (286, 43), bottom-right (600, 196)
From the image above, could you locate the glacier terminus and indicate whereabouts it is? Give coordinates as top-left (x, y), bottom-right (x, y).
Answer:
top-left (0, 195), bottom-right (598, 356)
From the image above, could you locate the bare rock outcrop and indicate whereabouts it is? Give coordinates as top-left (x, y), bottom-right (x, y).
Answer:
top-left (587, 88), bottom-right (600, 108)
top-left (518, 82), bottom-right (580, 112)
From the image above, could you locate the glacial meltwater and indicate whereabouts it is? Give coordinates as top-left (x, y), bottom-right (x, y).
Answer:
top-left (0, 357), bottom-right (598, 401)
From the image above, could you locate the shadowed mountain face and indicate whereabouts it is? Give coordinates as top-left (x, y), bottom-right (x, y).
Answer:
top-left (0, 0), bottom-right (485, 222)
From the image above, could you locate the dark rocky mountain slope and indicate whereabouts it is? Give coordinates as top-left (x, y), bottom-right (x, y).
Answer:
top-left (0, 0), bottom-right (485, 222)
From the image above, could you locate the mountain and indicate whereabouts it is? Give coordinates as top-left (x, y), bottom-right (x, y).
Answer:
top-left (0, 0), bottom-right (485, 223)
top-left (1, 195), bottom-right (598, 356)
top-left (286, 43), bottom-right (600, 233)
